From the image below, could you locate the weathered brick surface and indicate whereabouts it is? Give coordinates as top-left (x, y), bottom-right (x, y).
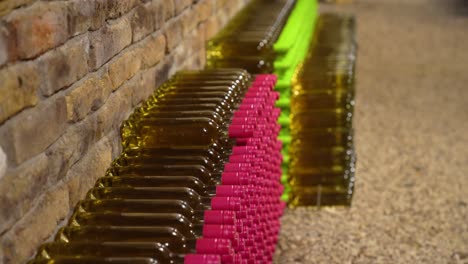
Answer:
top-left (66, 134), bottom-right (113, 208)
top-left (137, 33), bottom-right (166, 69)
top-left (164, 18), bottom-right (184, 52)
top-left (2, 183), bottom-right (70, 263)
top-left (0, 0), bottom-right (252, 263)
top-left (135, 66), bottom-right (161, 106)
top-left (0, 62), bottom-right (39, 124)
top-left (65, 66), bottom-right (113, 122)
top-left (39, 34), bottom-right (89, 96)
top-left (108, 48), bottom-right (142, 89)
top-left (0, 147), bottom-right (5, 181)
top-left (0, 24), bottom-right (8, 66)
top-left (152, 0), bottom-right (175, 30)
top-left (0, 0), bottom-right (35, 17)
top-left (68, 0), bottom-right (106, 36)
top-left (46, 110), bottom-right (107, 186)
top-left (105, 0), bottom-right (140, 20)
top-left (131, 2), bottom-right (155, 42)
top-left (195, 0), bottom-right (215, 23)
top-left (180, 9), bottom-right (197, 37)
top-left (6, 2), bottom-right (69, 60)
top-left (0, 153), bottom-right (49, 234)
top-left (89, 16), bottom-right (132, 70)
top-left (174, 0), bottom-right (192, 15)
top-left (95, 76), bottom-right (134, 137)
top-left (1, 97), bottom-right (68, 165)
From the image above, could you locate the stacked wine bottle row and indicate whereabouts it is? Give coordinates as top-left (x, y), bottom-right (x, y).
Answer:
top-left (28, 69), bottom-right (284, 264)
top-left (288, 13), bottom-right (357, 207)
top-left (273, 0), bottom-right (318, 201)
top-left (206, 0), bottom-right (320, 202)
top-left (206, 0), bottom-right (295, 74)
top-left (202, 74), bottom-right (285, 263)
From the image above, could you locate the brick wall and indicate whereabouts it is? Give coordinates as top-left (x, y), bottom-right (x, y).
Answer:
top-left (0, 0), bottom-right (250, 262)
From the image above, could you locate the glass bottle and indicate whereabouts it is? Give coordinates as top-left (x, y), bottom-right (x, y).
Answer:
top-left (121, 117), bottom-right (227, 149)
top-left (95, 176), bottom-right (216, 197)
top-left (86, 187), bottom-right (212, 211)
top-left (56, 226), bottom-right (197, 253)
top-left (33, 242), bottom-right (222, 264)
top-left (28, 256), bottom-right (162, 264)
top-left (122, 146), bottom-right (227, 166)
top-left (77, 198), bottom-right (202, 217)
top-left (105, 164), bottom-right (221, 185)
top-left (113, 154), bottom-right (221, 173)
top-left (290, 108), bottom-right (353, 131)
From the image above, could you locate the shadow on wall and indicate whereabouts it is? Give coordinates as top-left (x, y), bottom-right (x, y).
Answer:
top-left (444, 0), bottom-right (468, 16)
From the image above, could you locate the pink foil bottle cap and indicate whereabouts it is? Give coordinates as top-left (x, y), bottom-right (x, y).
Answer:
top-left (184, 254), bottom-right (221, 264)
top-left (230, 117), bottom-right (257, 125)
top-left (252, 79), bottom-right (274, 86)
top-left (221, 172), bottom-right (252, 185)
top-left (229, 154), bottom-right (256, 163)
top-left (270, 91), bottom-right (280, 100)
top-left (255, 73), bottom-right (277, 82)
top-left (223, 162), bottom-right (251, 172)
top-left (211, 197), bottom-right (242, 211)
top-left (228, 125), bottom-right (255, 138)
top-left (244, 90), bottom-right (269, 98)
top-left (246, 86), bottom-right (271, 92)
top-left (231, 146), bottom-right (257, 155)
top-left (252, 80), bottom-right (275, 89)
top-left (204, 210), bottom-right (236, 225)
top-left (253, 74), bottom-right (275, 82)
top-left (203, 225), bottom-right (238, 240)
top-left (221, 254), bottom-right (242, 264)
top-left (242, 97), bottom-right (266, 106)
top-left (216, 185), bottom-right (246, 197)
top-left (195, 238), bottom-right (232, 255)
top-left (233, 109), bottom-right (259, 118)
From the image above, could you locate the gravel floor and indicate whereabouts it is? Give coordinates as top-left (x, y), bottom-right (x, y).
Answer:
top-left (274, 0), bottom-right (468, 263)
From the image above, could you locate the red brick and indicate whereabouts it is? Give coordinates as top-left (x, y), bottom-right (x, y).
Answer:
top-left (7, 2), bottom-right (68, 59)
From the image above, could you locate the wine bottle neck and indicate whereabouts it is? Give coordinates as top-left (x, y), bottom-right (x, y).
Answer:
top-left (205, 186), bottom-right (216, 196)
top-left (194, 210), bottom-right (205, 221)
